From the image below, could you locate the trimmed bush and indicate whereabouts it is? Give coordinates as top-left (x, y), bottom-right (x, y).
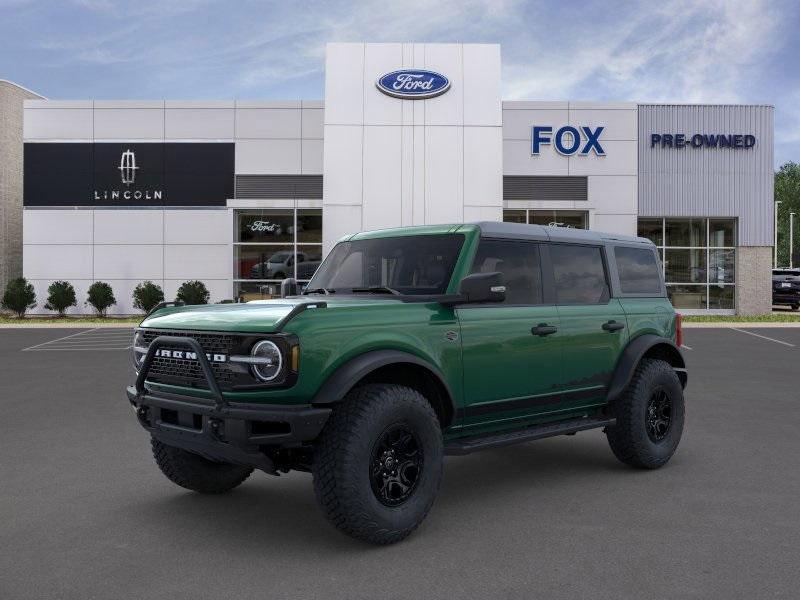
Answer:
top-left (133, 281), bottom-right (165, 313)
top-left (86, 282), bottom-right (116, 317)
top-left (45, 280), bottom-right (77, 317)
top-left (1, 277), bottom-right (37, 318)
top-left (176, 280), bottom-right (210, 305)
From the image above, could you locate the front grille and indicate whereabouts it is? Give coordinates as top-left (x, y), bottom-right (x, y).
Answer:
top-left (141, 330), bottom-right (237, 389)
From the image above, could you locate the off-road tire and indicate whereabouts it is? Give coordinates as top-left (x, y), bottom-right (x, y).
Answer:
top-left (151, 438), bottom-right (253, 494)
top-left (606, 358), bottom-right (684, 469)
top-left (312, 384), bottom-right (443, 545)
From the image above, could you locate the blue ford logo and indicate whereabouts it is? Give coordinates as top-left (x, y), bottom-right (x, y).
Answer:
top-left (376, 70), bottom-right (450, 99)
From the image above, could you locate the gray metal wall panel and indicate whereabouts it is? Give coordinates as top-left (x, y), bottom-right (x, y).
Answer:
top-left (638, 104), bottom-right (774, 246)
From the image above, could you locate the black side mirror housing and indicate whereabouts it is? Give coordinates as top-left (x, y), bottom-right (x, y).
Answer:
top-left (280, 278), bottom-right (298, 298)
top-left (457, 272), bottom-right (506, 304)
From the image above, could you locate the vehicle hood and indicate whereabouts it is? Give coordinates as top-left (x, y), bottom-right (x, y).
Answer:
top-left (139, 296), bottom-right (404, 333)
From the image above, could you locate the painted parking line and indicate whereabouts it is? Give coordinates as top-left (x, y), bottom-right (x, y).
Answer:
top-left (22, 328), bottom-right (134, 352)
top-left (681, 345), bottom-right (693, 351)
top-left (728, 327), bottom-right (796, 348)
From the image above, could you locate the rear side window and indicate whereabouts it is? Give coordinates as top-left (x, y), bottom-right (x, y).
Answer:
top-left (615, 246), bottom-right (663, 294)
top-left (471, 240), bottom-right (543, 304)
top-left (550, 244), bottom-right (609, 304)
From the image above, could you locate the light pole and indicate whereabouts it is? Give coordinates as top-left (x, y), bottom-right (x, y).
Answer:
top-left (791, 213), bottom-right (796, 269)
top-left (775, 200), bottom-right (782, 268)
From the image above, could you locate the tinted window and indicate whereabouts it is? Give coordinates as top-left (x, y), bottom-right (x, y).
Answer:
top-left (615, 247), bottom-right (663, 294)
top-left (470, 240), bottom-right (542, 304)
top-left (308, 234), bottom-right (464, 295)
top-left (550, 244), bottom-right (609, 304)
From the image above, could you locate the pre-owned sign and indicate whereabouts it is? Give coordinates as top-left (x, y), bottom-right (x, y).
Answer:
top-left (650, 133), bottom-right (756, 149)
top-left (23, 142), bottom-right (234, 207)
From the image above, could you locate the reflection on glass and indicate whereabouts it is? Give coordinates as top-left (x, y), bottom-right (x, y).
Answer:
top-left (667, 285), bottom-right (707, 309)
top-left (637, 219), bottom-right (663, 246)
top-left (236, 245), bottom-right (294, 280)
top-left (709, 285), bottom-right (735, 309)
top-left (664, 249), bottom-right (706, 283)
top-left (502, 210), bottom-right (526, 224)
top-left (709, 219), bottom-right (736, 247)
top-left (236, 282), bottom-right (281, 302)
top-left (665, 219), bottom-right (706, 247)
top-left (297, 210), bottom-right (322, 243)
top-left (530, 210), bottom-right (588, 229)
top-left (709, 249), bottom-right (735, 284)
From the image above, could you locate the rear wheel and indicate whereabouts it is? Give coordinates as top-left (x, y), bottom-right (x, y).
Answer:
top-left (606, 358), bottom-right (684, 469)
top-left (312, 384), bottom-right (443, 544)
top-left (151, 438), bottom-right (253, 494)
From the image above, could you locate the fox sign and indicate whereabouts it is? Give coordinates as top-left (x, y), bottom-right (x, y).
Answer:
top-left (532, 125), bottom-right (605, 156)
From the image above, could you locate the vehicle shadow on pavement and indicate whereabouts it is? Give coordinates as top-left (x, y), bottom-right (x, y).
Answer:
top-left (122, 433), bottom-right (643, 551)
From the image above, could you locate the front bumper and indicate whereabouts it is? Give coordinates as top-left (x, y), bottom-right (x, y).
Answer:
top-left (127, 334), bottom-right (330, 473)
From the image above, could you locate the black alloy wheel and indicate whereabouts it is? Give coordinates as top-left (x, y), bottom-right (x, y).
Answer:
top-left (645, 387), bottom-right (672, 442)
top-left (369, 423), bottom-right (423, 507)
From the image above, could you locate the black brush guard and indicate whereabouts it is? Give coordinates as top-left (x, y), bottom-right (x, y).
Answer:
top-left (127, 336), bottom-right (330, 474)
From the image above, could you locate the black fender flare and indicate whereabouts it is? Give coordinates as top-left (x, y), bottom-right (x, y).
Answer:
top-left (311, 349), bottom-right (457, 426)
top-left (606, 334), bottom-right (687, 403)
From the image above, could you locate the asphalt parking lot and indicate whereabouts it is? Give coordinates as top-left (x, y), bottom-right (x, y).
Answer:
top-left (2, 327), bottom-right (799, 599)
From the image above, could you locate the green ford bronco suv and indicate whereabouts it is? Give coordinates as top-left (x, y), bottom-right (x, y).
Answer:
top-left (128, 222), bottom-right (687, 544)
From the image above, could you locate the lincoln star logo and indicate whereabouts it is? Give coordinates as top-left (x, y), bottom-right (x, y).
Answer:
top-left (155, 349), bottom-right (228, 363)
top-left (118, 149), bottom-right (138, 186)
top-left (376, 70), bottom-right (450, 99)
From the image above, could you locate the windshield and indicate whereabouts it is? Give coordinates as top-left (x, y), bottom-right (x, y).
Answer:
top-left (306, 234), bottom-right (465, 295)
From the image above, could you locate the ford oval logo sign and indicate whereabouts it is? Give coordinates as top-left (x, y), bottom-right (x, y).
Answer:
top-left (376, 70), bottom-right (450, 99)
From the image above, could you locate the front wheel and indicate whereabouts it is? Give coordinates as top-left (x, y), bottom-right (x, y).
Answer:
top-left (606, 358), bottom-right (685, 469)
top-left (312, 384), bottom-right (443, 544)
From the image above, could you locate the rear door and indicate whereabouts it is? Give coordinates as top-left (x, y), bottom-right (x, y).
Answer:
top-left (545, 243), bottom-right (628, 408)
top-left (457, 239), bottom-right (563, 430)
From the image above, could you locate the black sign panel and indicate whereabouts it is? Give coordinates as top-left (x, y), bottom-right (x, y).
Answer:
top-left (24, 143), bottom-right (234, 207)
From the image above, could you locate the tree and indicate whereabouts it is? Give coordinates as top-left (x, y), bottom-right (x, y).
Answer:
top-left (176, 280), bottom-right (210, 305)
top-left (1, 277), bottom-right (36, 318)
top-left (775, 162), bottom-right (800, 267)
top-left (44, 281), bottom-right (77, 317)
top-left (132, 281), bottom-right (165, 313)
top-left (86, 282), bottom-right (116, 317)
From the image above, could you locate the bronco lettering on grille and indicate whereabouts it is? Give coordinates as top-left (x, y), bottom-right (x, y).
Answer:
top-left (155, 349), bottom-right (227, 363)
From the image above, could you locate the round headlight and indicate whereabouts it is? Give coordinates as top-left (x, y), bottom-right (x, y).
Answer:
top-left (133, 330), bottom-right (148, 369)
top-left (251, 340), bottom-right (282, 382)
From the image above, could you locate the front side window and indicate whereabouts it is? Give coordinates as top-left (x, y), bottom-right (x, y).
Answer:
top-left (550, 244), bottom-right (609, 304)
top-left (470, 240), bottom-right (543, 304)
top-left (614, 247), bottom-right (663, 295)
top-left (307, 234), bottom-right (464, 295)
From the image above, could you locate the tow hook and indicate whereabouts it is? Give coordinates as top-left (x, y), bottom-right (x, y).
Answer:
top-left (136, 406), bottom-right (150, 426)
top-left (209, 418), bottom-right (224, 440)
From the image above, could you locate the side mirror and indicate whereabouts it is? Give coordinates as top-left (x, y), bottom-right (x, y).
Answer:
top-left (280, 278), bottom-right (298, 298)
top-left (458, 272), bottom-right (506, 304)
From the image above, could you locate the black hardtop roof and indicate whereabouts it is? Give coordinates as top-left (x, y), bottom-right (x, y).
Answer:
top-left (469, 221), bottom-right (653, 246)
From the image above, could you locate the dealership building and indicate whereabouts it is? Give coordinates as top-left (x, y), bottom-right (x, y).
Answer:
top-left (3, 42), bottom-right (774, 314)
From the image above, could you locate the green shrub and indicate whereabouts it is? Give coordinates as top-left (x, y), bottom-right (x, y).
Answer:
top-left (86, 282), bottom-right (116, 317)
top-left (44, 281), bottom-right (77, 317)
top-left (1, 277), bottom-right (36, 318)
top-left (176, 280), bottom-right (210, 305)
top-left (132, 281), bottom-right (165, 313)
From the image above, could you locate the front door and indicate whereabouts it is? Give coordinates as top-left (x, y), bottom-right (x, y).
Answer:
top-left (546, 243), bottom-right (628, 409)
top-left (458, 239), bottom-right (563, 431)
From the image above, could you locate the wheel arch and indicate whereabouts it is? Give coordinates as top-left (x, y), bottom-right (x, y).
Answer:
top-left (607, 334), bottom-right (687, 403)
top-left (311, 350), bottom-right (456, 429)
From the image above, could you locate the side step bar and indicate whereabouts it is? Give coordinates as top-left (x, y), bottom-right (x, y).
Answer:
top-left (444, 416), bottom-right (616, 456)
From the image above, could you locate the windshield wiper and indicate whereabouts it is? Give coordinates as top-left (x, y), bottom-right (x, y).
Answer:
top-left (304, 287), bottom-right (335, 295)
top-left (350, 286), bottom-right (402, 295)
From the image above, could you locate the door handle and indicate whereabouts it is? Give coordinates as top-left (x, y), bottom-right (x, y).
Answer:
top-left (531, 323), bottom-right (558, 337)
top-left (602, 320), bottom-right (625, 332)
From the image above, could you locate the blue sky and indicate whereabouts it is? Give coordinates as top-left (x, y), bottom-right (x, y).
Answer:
top-left (2, 0), bottom-right (799, 166)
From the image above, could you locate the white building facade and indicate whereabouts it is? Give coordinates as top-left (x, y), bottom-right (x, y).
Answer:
top-left (19, 42), bottom-right (774, 315)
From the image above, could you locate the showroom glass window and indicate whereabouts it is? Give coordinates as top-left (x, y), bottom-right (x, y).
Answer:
top-left (637, 218), bottom-right (736, 310)
top-left (234, 209), bottom-right (322, 301)
top-left (503, 209), bottom-right (588, 229)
